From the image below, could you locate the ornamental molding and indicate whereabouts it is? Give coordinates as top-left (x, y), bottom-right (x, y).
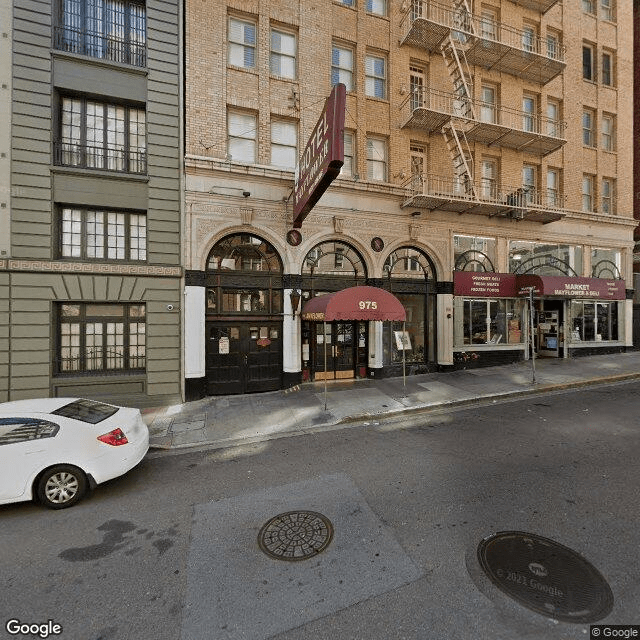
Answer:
top-left (2, 260), bottom-right (181, 277)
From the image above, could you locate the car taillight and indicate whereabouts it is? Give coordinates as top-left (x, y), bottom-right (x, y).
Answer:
top-left (97, 428), bottom-right (129, 446)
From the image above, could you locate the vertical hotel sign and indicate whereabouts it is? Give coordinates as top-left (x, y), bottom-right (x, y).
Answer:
top-left (292, 83), bottom-right (346, 228)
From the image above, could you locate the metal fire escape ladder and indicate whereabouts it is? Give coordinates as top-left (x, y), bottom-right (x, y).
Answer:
top-left (441, 34), bottom-right (476, 121)
top-left (442, 123), bottom-right (476, 199)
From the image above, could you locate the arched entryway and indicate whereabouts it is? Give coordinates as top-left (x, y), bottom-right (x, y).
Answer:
top-left (382, 246), bottom-right (438, 374)
top-left (300, 240), bottom-right (368, 381)
top-left (204, 233), bottom-right (283, 394)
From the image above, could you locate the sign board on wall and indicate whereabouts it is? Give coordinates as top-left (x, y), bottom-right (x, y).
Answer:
top-left (453, 272), bottom-right (517, 297)
top-left (292, 83), bottom-right (346, 228)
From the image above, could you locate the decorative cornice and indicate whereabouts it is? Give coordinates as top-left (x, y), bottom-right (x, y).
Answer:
top-left (0, 260), bottom-right (181, 277)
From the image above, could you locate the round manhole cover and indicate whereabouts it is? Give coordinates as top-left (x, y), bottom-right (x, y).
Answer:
top-left (477, 531), bottom-right (613, 623)
top-left (258, 511), bottom-right (333, 561)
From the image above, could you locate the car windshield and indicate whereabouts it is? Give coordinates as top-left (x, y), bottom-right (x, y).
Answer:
top-left (52, 399), bottom-right (119, 424)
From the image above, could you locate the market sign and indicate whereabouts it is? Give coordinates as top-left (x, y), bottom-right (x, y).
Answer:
top-left (292, 83), bottom-right (346, 228)
top-left (516, 275), bottom-right (626, 300)
top-left (454, 272), bottom-right (517, 298)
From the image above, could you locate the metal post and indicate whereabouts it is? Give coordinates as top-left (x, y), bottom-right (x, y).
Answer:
top-left (323, 321), bottom-right (328, 411)
top-left (402, 321), bottom-right (406, 389)
top-left (529, 287), bottom-right (536, 384)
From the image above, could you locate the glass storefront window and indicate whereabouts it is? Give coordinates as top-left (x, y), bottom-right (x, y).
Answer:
top-left (454, 235), bottom-right (496, 272)
top-left (591, 248), bottom-right (622, 279)
top-left (454, 298), bottom-right (525, 345)
top-left (509, 241), bottom-right (583, 276)
top-left (382, 294), bottom-right (425, 364)
top-left (570, 301), bottom-right (618, 342)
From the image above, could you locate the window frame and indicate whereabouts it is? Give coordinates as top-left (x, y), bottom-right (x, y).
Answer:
top-left (601, 51), bottom-right (613, 86)
top-left (601, 178), bottom-right (615, 214)
top-left (270, 118), bottom-right (298, 170)
top-left (582, 174), bottom-right (595, 212)
top-left (228, 16), bottom-right (257, 70)
top-left (366, 136), bottom-right (388, 182)
top-left (270, 27), bottom-right (297, 79)
top-left (365, 53), bottom-right (387, 100)
top-left (339, 130), bottom-right (356, 178)
top-left (583, 44), bottom-right (595, 81)
top-left (331, 43), bottom-right (355, 91)
top-left (600, 0), bottom-right (614, 21)
top-left (601, 114), bottom-right (615, 152)
top-left (59, 206), bottom-right (147, 262)
top-left (56, 302), bottom-right (146, 375)
top-left (582, 108), bottom-right (595, 147)
top-left (227, 109), bottom-right (257, 164)
top-left (366, 0), bottom-right (387, 16)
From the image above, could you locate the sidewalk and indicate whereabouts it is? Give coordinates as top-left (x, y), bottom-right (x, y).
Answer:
top-left (143, 351), bottom-right (640, 451)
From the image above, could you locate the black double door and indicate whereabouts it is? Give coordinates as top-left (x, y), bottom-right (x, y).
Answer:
top-left (206, 321), bottom-right (282, 394)
top-left (310, 321), bottom-right (367, 380)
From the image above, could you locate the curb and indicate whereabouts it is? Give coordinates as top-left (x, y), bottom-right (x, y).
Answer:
top-left (148, 372), bottom-right (640, 453)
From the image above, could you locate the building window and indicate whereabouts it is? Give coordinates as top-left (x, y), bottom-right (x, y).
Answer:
top-left (410, 144), bottom-right (426, 190)
top-left (509, 241), bottom-right (583, 275)
top-left (481, 159), bottom-right (498, 200)
top-left (522, 96), bottom-right (536, 132)
top-left (454, 234), bottom-right (497, 271)
top-left (521, 25), bottom-right (536, 53)
top-left (583, 44), bottom-right (594, 80)
top-left (366, 0), bottom-right (386, 15)
top-left (601, 178), bottom-right (614, 214)
top-left (55, 0), bottom-right (146, 67)
top-left (331, 44), bottom-right (354, 91)
top-left (410, 66), bottom-right (426, 111)
top-left (582, 0), bottom-right (595, 13)
top-left (582, 109), bottom-right (595, 147)
top-left (546, 100), bottom-right (560, 137)
top-left (338, 0), bottom-right (355, 6)
top-left (228, 17), bottom-right (256, 69)
top-left (601, 0), bottom-right (614, 21)
top-left (57, 303), bottom-right (146, 374)
top-left (366, 137), bottom-right (387, 182)
top-left (601, 52), bottom-right (613, 86)
top-left (582, 174), bottom-right (594, 212)
top-left (365, 54), bottom-right (386, 99)
top-left (227, 111), bottom-right (256, 163)
top-left (546, 168), bottom-right (560, 207)
top-left (455, 299), bottom-right (525, 345)
top-left (60, 207), bottom-right (146, 261)
top-left (480, 85), bottom-right (496, 124)
top-left (522, 164), bottom-right (537, 203)
top-left (480, 9), bottom-right (497, 39)
top-left (270, 29), bottom-right (296, 79)
top-left (57, 97), bottom-right (146, 173)
top-left (270, 120), bottom-right (297, 170)
top-left (546, 31), bottom-right (559, 59)
top-left (601, 114), bottom-right (614, 151)
top-left (340, 131), bottom-right (355, 177)
top-left (571, 301), bottom-right (618, 342)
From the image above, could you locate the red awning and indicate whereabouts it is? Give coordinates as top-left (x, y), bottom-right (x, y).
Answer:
top-left (301, 286), bottom-right (406, 321)
top-left (517, 275), bottom-right (626, 300)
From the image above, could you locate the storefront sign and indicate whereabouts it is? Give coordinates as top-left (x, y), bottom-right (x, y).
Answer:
top-left (293, 84), bottom-right (346, 228)
top-left (517, 276), bottom-right (625, 300)
top-left (454, 272), bottom-right (517, 297)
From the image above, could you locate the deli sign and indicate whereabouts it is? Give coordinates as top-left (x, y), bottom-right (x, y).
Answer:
top-left (293, 83), bottom-right (346, 228)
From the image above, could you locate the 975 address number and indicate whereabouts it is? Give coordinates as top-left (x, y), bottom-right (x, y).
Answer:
top-left (358, 301), bottom-right (378, 310)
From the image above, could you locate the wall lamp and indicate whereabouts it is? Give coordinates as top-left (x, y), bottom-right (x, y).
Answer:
top-left (411, 211), bottom-right (421, 217)
top-left (289, 289), bottom-right (301, 317)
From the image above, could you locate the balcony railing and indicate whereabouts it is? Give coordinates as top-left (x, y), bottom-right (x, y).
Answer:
top-left (508, 0), bottom-right (561, 14)
top-left (54, 141), bottom-right (147, 174)
top-left (53, 26), bottom-right (146, 67)
top-left (401, 88), bottom-right (566, 156)
top-left (400, 0), bottom-right (565, 84)
top-left (403, 174), bottom-right (566, 224)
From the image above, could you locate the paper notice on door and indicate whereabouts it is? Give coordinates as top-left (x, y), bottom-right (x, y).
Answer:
top-left (219, 337), bottom-right (230, 354)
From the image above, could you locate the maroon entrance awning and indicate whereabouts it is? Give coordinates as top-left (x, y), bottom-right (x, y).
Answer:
top-left (301, 286), bottom-right (406, 321)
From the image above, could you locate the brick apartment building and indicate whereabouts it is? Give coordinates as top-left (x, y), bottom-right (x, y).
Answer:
top-left (183, 0), bottom-right (634, 396)
top-left (2, 0), bottom-right (182, 406)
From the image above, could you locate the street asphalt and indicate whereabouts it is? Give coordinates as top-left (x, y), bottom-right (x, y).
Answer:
top-left (142, 351), bottom-right (640, 451)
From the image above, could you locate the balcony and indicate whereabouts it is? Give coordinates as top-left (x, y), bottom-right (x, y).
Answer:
top-left (400, 0), bottom-right (565, 84)
top-left (400, 88), bottom-right (566, 156)
top-left (402, 174), bottom-right (565, 224)
top-left (53, 26), bottom-right (146, 68)
top-left (54, 141), bottom-right (147, 175)
top-left (508, 0), bottom-right (561, 14)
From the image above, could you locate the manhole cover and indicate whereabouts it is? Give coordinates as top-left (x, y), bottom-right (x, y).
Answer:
top-left (477, 531), bottom-right (613, 623)
top-left (258, 511), bottom-right (333, 561)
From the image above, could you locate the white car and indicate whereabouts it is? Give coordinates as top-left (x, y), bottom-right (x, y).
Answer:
top-left (0, 397), bottom-right (149, 509)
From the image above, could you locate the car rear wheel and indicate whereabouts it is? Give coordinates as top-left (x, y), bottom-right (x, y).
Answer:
top-left (36, 465), bottom-right (87, 509)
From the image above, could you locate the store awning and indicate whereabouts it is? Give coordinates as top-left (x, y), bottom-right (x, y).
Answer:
top-left (301, 286), bottom-right (406, 321)
top-left (517, 275), bottom-right (626, 300)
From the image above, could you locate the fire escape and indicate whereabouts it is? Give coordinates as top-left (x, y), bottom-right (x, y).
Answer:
top-left (400, 0), bottom-right (566, 224)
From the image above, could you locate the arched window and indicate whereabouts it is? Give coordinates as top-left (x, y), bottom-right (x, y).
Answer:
top-left (454, 250), bottom-right (495, 272)
top-left (205, 234), bottom-right (283, 315)
top-left (302, 240), bottom-right (366, 280)
top-left (382, 246), bottom-right (437, 366)
top-left (207, 234), bottom-right (282, 273)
